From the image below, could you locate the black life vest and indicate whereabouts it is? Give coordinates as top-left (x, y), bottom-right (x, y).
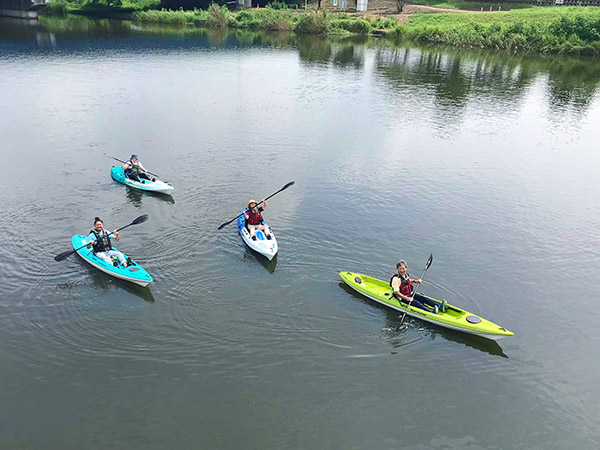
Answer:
top-left (126, 159), bottom-right (142, 174)
top-left (246, 207), bottom-right (264, 226)
top-left (390, 273), bottom-right (413, 296)
top-left (90, 229), bottom-right (112, 253)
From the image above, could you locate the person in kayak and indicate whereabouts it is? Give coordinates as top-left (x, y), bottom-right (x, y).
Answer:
top-left (391, 261), bottom-right (442, 314)
top-left (244, 199), bottom-right (272, 241)
top-left (86, 217), bottom-right (130, 268)
top-left (122, 154), bottom-right (155, 183)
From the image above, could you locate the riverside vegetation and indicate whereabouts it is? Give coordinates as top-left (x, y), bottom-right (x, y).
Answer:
top-left (41, 2), bottom-right (600, 55)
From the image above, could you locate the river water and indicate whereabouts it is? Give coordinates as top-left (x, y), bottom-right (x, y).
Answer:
top-left (1, 15), bottom-right (599, 450)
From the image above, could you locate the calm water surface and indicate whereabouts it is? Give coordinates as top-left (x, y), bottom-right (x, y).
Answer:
top-left (1, 16), bottom-right (600, 450)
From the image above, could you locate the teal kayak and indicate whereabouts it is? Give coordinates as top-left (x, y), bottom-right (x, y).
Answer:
top-left (340, 271), bottom-right (513, 341)
top-left (72, 235), bottom-right (153, 287)
top-left (110, 166), bottom-right (174, 195)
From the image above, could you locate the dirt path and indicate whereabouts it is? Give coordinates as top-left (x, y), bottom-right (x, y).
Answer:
top-left (319, 1), bottom-right (492, 22)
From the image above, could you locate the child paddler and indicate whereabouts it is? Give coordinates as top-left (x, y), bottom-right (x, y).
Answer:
top-left (244, 199), bottom-right (272, 241)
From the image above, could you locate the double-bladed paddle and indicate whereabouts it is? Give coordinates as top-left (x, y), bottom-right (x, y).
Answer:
top-left (396, 253), bottom-right (434, 331)
top-left (217, 181), bottom-right (295, 230)
top-left (54, 214), bottom-right (149, 262)
top-left (104, 153), bottom-right (168, 182)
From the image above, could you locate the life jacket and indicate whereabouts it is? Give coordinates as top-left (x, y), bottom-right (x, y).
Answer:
top-left (90, 229), bottom-right (112, 253)
top-left (126, 159), bottom-right (142, 174)
top-left (390, 273), bottom-right (413, 296)
top-left (246, 207), bottom-right (264, 226)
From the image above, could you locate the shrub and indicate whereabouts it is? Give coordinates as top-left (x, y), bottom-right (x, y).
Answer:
top-left (207, 3), bottom-right (230, 28)
top-left (294, 10), bottom-right (330, 34)
top-left (266, 0), bottom-right (288, 9)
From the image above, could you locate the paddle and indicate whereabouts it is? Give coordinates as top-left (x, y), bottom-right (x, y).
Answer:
top-left (396, 253), bottom-right (434, 331)
top-left (217, 181), bottom-right (295, 230)
top-left (54, 214), bottom-right (149, 262)
top-left (103, 153), bottom-right (167, 182)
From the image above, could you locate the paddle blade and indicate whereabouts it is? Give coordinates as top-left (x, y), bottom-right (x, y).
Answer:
top-left (132, 214), bottom-right (149, 225)
top-left (54, 250), bottom-right (74, 262)
top-left (217, 223), bottom-right (228, 230)
top-left (281, 181), bottom-right (295, 190)
top-left (425, 253), bottom-right (433, 270)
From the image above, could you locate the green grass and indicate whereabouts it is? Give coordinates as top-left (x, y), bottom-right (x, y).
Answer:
top-left (400, 7), bottom-right (600, 55)
top-left (133, 8), bottom-right (208, 25)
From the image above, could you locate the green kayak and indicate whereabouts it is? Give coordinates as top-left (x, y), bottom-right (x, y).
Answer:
top-left (339, 271), bottom-right (513, 341)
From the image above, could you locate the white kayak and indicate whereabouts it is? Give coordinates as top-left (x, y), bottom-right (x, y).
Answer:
top-left (237, 210), bottom-right (278, 260)
top-left (111, 166), bottom-right (174, 195)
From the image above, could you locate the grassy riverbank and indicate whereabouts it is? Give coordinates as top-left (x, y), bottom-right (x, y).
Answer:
top-left (401, 7), bottom-right (600, 55)
top-left (42, 3), bottom-right (600, 56)
top-left (132, 5), bottom-right (600, 55)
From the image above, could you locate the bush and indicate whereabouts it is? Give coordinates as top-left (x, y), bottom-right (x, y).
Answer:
top-left (266, 0), bottom-right (288, 9)
top-left (207, 3), bottom-right (230, 28)
top-left (294, 10), bottom-right (330, 34)
top-left (133, 8), bottom-right (206, 24)
top-left (335, 18), bottom-right (371, 34)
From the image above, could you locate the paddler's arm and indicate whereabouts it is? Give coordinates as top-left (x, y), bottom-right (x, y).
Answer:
top-left (112, 230), bottom-right (120, 241)
top-left (395, 291), bottom-right (413, 303)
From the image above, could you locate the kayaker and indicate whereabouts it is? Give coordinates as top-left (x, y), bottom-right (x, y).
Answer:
top-left (244, 199), bottom-right (272, 241)
top-left (122, 154), bottom-right (155, 183)
top-left (86, 217), bottom-right (130, 268)
top-left (391, 261), bottom-right (442, 314)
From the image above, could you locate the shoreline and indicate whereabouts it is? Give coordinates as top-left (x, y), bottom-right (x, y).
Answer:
top-left (40, 4), bottom-right (600, 56)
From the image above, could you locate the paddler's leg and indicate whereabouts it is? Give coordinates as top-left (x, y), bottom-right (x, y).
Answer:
top-left (402, 297), bottom-right (437, 313)
top-left (95, 251), bottom-right (114, 265)
top-left (413, 293), bottom-right (439, 312)
top-left (248, 224), bottom-right (257, 240)
top-left (260, 224), bottom-right (271, 239)
top-left (127, 171), bottom-right (141, 182)
top-left (105, 250), bottom-right (128, 267)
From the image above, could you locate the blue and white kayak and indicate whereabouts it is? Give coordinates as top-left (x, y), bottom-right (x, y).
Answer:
top-left (110, 166), bottom-right (174, 195)
top-left (237, 210), bottom-right (278, 260)
top-left (72, 235), bottom-right (153, 287)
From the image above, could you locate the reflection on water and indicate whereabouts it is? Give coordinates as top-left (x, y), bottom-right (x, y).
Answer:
top-left (242, 248), bottom-right (277, 273)
top-left (77, 254), bottom-right (155, 303)
top-left (123, 184), bottom-right (175, 207)
top-left (375, 46), bottom-right (600, 112)
top-left (8, 15), bottom-right (598, 117)
top-left (0, 17), bottom-right (55, 48)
